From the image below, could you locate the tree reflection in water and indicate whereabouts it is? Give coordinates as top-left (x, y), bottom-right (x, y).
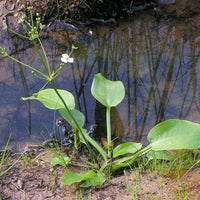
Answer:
top-left (1, 13), bottom-right (200, 150)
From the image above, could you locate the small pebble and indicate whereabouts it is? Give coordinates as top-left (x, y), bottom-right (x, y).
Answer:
top-left (17, 179), bottom-right (24, 189)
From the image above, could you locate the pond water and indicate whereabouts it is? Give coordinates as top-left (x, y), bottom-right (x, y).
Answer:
top-left (1, 10), bottom-right (200, 152)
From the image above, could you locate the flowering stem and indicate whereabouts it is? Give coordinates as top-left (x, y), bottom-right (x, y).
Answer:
top-left (39, 80), bottom-right (50, 91)
top-left (38, 38), bottom-right (51, 76)
top-left (32, 39), bottom-right (50, 76)
top-left (28, 7), bottom-right (34, 27)
top-left (6, 27), bottom-right (29, 39)
top-left (5, 53), bottom-right (47, 79)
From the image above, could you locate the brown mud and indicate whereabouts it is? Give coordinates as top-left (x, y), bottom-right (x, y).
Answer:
top-left (1, 0), bottom-right (200, 25)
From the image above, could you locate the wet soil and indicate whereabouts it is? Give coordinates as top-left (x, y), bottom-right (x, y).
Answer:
top-left (157, 0), bottom-right (200, 18)
top-left (1, 0), bottom-right (200, 26)
top-left (1, 150), bottom-right (200, 200)
top-left (0, 0), bottom-right (155, 26)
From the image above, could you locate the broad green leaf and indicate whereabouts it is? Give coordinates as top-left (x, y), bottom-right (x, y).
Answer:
top-left (21, 89), bottom-right (75, 110)
top-left (59, 109), bottom-right (85, 129)
top-left (45, 156), bottom-right (70, 167)
top-left (62, 171), bottom-right (85, 185)
top-left (113, 142), bottom-right (142, 158)
top-left (148, 119), bottom-right (200, 151)
top-left (81, 173), bottom-right (106, 187)
top-left (91, 73), bottom-right (125, 107)
top-left (62, 170), bottom-right (96, 185)
top-left (146, 150), bottom-right (174, 161)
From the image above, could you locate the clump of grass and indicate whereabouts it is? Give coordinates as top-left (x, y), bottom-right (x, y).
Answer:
top-left (0, 133), bottom-right (21, 177)
top-left (143, 149), bottom-right (199, 179)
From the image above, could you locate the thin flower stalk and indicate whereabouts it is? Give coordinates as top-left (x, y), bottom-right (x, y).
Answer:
top-left (38, 38), bottom-right (51, 76)
top-left (3, 51), bottom-right (47, 79)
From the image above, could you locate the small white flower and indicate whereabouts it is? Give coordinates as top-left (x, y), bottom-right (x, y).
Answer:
top-left (61, 54), bottom-right (74, 63)
top-left (88, 30), bottom-right (93, 36)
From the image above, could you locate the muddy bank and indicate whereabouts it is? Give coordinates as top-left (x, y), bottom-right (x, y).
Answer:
top-left (0, 0), bottom-right (156, 26)
top-left (156, 0), bottom-right (200, 18)
top-left (1, 0), bottom-right (200, 31)
top-left (1, 150), bottom-right (200, 199)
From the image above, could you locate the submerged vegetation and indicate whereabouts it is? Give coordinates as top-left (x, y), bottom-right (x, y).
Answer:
top-left (0, 4), bottom-right (200, 195)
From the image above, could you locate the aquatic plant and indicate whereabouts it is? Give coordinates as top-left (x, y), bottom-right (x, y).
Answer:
top-left (1, 7), bottom-right (200, 188)
top-left (22, 73), bottom-right (200, 187)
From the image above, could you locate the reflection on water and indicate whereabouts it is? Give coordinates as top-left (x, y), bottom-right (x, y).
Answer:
top-left (1, 11), bottom-right (200, 151)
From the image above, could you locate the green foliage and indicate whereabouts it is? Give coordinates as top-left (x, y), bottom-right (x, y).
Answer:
top-left (148, 119), bottom-right (200, 151)
top-left (21, 89), bottom-right (75, 110)
top-left (14, 73), bottom-right (200, 187)
top-left (113, 142), bottom-right (142, 158)
top-left (44, 156), bottom-right (71, 167)
top-left (62, 170), bottom-right (95, 185)
top-left (2, 9), bottom-right (200, 189)
top-left (0, 134), bottom-right (21, 177)
top-left (59, 108), bottom-right (85, 129)
top-left (91, 73), bottom-right (126, 158)
top-left (146, 150), bottom-right (174, 162)
top-left (80, 172), bottom-right (106, 187)
top-left (0, 134), bottom-right (12, 175)
top-left (62, 170), bottom-right (106, 187)
top-left (91, 73), bottom-right (125, 107)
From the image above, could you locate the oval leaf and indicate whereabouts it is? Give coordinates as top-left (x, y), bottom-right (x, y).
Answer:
top-left (21, 89), bottom-right (75, 110)
top-left (81, 173), bottom-right (106, 187)
top-left (59, 109), bottom-right (85, 129)
top-left (146, 150), bottom-right (174, 161)
top-left (113, 142), bottom-right (142, 158)
top-left (148, 119), bottom-right (200, 151)
top-left (45, 156), bottom-right (70, 167)
top-left (91, 73), bottom-right (125, 107)
top-left (62, 170), bottom-right (96, 185)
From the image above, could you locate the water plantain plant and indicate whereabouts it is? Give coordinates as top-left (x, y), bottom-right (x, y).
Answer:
top-left (1, 8), bottom-right (200, 188)
top-left (21, 74), bottom-right (200, 187)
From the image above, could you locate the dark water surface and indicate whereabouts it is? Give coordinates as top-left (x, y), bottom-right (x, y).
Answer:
top-left (1, 11), bottom-right (200, 151)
